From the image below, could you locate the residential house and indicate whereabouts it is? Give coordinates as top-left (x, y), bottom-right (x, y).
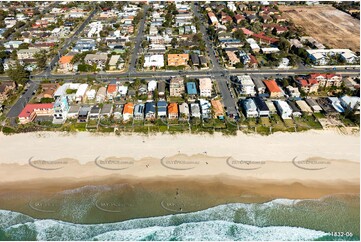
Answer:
top-left (38, 83), bottom-right (60, 100)
top-left (190, 103), bottom-right (201, 118)
top-left (169, 77), bottom-right (185, 97)
top-left (58, 55), bottom-right (74, 72)
top-left (179, 102), bottom-right (190, 120)
top-left (305, 98), bottom-right (323, 113)
top-left (237, 75), bottom-right (256, 96)
top-left (296, 77), bottom-right (319, 93)
top-left (190, 54), bottom-right (200, 66)
top-left (158, 82), bottom-right (166, 97)
top-left (286, 85), bottom-right (301, 98)
top-left (18, 103), bottom-right (54, 124)
top-left (253, 96), bottom-right (270, 117)
top-left (86, 89), bottom-right (96, 100)
top-left (275, 100), bottom-right (292, 119)
top-left (53, 96), bottom-right (69, 124)
top-left (96, 87), bottom-right (106, 103)
top-left (186, 82), bottom-right (197, 98)
top-left (263, 80), bottom-right (282, 98)
top-left (211, 99), bottom-right (224, 119)
top-left (144, 55), bottom-right (164, 68)
top-left (100, 104), bottom-right (113, 118)
top-left (252, 77), bottom-right (266, 94)
top-left (118, 85), bottom-right (128, 97)
top-left (320, 97), bottom-right (342, 114)
top-left (89, 105), bottom-right (101, 119)
top-left (207, 12), bottom-right (219, 26)
top-left (157, 100), bottom-right (167, 118)
top-left (106, 83), bottom-right (118, 100)
top-left (84, 53), bottom-right (108, 70)
top-left (168, 103), bottom-right (179, 120)
top-left (265, 100), bottom-right (277, 115)
top-left (67, 105), bottom-right (80, 119)
top-left (17, 49), bottom-right (41, 60)
top-left (133, 104), bottom-right (145, 120)
top-left (145, 102), bottom-right (156, 120)
top-left (148, 80), bottom-right (157, 92)
top-left (340, 95), bottom-right (360, 113)
top-left (309, 73), bottom-right (342, 88)
top-left (123, 103), bottom-right (134, 121)
top-left (242, 98), bottom-right (258, 118)
top-left (0, 81), bottom-right (16, 103)
top-left (78, 106), bottom-right (91, 122)
top-left (73, 39), bottom-right (96, 52)
top-left (199, 99), bottom-right (211, 119)
top-left (287, 101), bottom-right (302, 117)
top-left (108, 55), bottom-right (121, 70)
top-left (113, 104), bottom-right (124, 120)
top-left (226, 51), bottom-right (240, 65)
top-left (75, 84), bottom-right (88, 103)
top-left (296, 100), bottom-right (313, 114)
top-left (199, 78), bottom-right (212, 97)
top-left (167, 54), bottom-right (189, 67)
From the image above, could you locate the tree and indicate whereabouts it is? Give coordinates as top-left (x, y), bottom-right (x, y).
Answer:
top-left (233, 29), bottom-right (245, 41)
top-left (235, 62), bottom-right (244, 68)
top-left (19, 43), bottom-right (29, 49)
top-left (171, 37), bottom-right (177, 48)
top-left (6, 62), bottom-right (29, 86)
top-left (278, 37), bottom-right (291, 53)
top-left (34, 50), bottom-right (47, 70)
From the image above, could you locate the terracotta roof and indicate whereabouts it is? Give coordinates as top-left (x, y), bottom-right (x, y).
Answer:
top-left (59, 56), bottom-right (74, 64)
top-left (107, 84), bottom-right (117, 94)
top-left (241, 27), bottom-right (254, 35)
top-left (263, 80), bottom-right (281, 93)
top-left (252, 32), bottom-right (278, 43)
top-left (211, 99), bottom-right (224, 115)
top-left (249, 55), bottom-right (258, 64)
top-left (18, 103), bottom-right (53, 118)
top-left (168, 103), bottom-right (178, 114)
top-left (123, 103), bottom-right (134, 114)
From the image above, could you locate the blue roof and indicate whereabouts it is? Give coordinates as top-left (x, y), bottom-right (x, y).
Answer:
top-left (186, 82), bottom-right (197, 95)
top-left (145, 102), bottom-right (156, 114)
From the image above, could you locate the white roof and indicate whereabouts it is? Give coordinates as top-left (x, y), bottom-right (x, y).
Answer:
top-left (108, 55), bottom-right (120, 66)
top-left (144, 55), bottom-right (164, 67)
top-left (340, 95), bottom-right (360, 110)
top-left (237, 75), bottom-right (254, 86)
top-left (76, 84), bottom-right (88, 97)
top-left (148, 80), bottom-right (157, 92)
top-left (118, 85), bottom-right (128, 95)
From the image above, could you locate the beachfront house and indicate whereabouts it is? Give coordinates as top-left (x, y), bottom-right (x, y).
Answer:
top-left (157, 100), bottom-right (167, 118)
top-left (242, 98), bottom-right (258, 118)
top-left (145, 102), bottom-right (156, 120)
top-left (275, 100), bottom-right (292, 120)
top-left (134, 104), bottom-right (145, 120)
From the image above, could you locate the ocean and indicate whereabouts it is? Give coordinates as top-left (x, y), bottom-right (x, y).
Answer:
top-left (0, 184), bottom-right (359, 241)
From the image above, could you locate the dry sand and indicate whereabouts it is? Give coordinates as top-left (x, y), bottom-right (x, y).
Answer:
top-left (0, 130), bottom-right (359, 190)
top-left (280, 5), bottom-right (360, 51)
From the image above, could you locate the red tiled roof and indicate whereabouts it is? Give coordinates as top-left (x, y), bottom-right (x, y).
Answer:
top-left (263, 80), bottom-right (281, 93)
top-left (18, 103), bottom-right (53, 118)
top-left (241, 27), bottom-right (254, 35)
top-left (249, 55), bottom-right (258, 64)
top-left (252, 32), bottom-right (279, 43)
top-left (107, 84), bottom-right (117, 94)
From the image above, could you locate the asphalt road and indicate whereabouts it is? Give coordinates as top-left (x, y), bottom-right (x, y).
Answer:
top-left (128, 5), bottom-right (149, 73)
top-left (43, 6), bottom-right (98, 76)
top-left (6, 81), bottom-right (39, 119)
top-left (192, 3), bottom-right (238, 117)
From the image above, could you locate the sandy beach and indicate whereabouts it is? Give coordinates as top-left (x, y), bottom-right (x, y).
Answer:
top-left (0, 130), bottom-right (359, 229)
top-left (0, 130), bottom-right (359, 186)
